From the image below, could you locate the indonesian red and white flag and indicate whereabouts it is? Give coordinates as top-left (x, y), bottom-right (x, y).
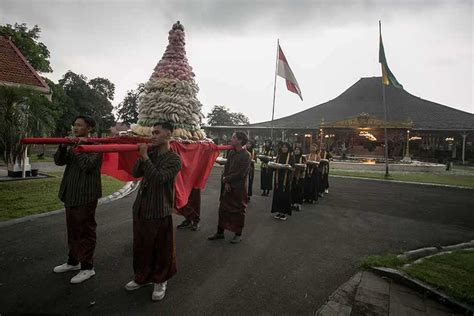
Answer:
top-left (277, 44), bottom-right (303, 101)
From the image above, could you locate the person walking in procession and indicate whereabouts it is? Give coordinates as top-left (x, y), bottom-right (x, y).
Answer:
top-left (304, 143), bottom-right (321, 204)
top-left (176, 188), bottom-right (201, 231)
top-left (208, 132), bottom-right (251, 244)
top-left (124, 122), bottom-right (182, 301)
top-left (53, 115), bottom-right (103, 284)
top-left (259, 139), bottom-right (275, 196)
top-left (319, 148), bottom-right (332, 195)
top-left (291, 146), bottom-right (306, 212)
top-left (246, 140), bottom-right (257, 202)
top-left (270, 142), bottom-right (295, 221)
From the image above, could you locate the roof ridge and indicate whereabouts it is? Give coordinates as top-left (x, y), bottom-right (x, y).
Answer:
top-left (247, 77), bottom-right (473, 130)
top-left (1, 36), bottom-right (50, 92)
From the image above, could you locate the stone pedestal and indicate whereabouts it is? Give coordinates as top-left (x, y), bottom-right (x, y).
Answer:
top-left (401, 156), bottom-right (412, 163)
top-left (7, 158), bottom-right (36, 177)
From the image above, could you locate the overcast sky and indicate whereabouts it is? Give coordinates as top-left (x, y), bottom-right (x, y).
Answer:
top-left (1, 0), bottom-right (473, 124)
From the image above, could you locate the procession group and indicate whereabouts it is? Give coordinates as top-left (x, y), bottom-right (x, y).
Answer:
top-left (50, 115), bottom-right (331, 302)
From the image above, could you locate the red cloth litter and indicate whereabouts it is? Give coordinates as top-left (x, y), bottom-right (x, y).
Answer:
top-left (171, 142), bottom-right (220, 208)
top-left (101, 151), bottom-right (141, 182)
top-left (77, 144), bottom-right (140, 153)
top-left (21, 136), bottom-right (152, 145)
top-left (100, 142), bottom-right (226, 208)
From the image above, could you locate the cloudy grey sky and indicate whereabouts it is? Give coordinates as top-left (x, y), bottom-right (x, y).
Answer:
top-left (1, 0), bottom-right (473, 124)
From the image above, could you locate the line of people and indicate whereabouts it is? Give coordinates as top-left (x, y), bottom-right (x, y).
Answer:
top-left (51, 116), bottom-right (331, 302)
top-left (260, 141), bottom-right (332, 221)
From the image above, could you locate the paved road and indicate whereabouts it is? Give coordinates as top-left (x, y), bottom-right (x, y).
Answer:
top-left (1, 168), bottom-right (473, 315)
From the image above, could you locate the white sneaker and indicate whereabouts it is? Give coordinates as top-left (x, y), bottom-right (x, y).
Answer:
top-left (325, 189), bottom-right (329, 194)
top-left (125, 280), bottom-right (152, 291)
top-left (280, 214), bottom-right (288, 221)
top-left (70, 269), bottom-right (95, 284)
top-left (152, 281), bottom-right (167, 301)
top-left (53, 263), bottom-right (81, 273)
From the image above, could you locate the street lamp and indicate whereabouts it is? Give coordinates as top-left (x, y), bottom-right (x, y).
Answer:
top-left (402, 130), bottom-right (412, 162)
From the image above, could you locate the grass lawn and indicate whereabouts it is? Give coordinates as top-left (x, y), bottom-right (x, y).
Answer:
top-left (28, 155), bottom-right (54, 163)
top-left (0, 172), bottom-right (126, 221)
top-left (330, 169), bottom-right (474, 189)
top-left (360, 250), bottom-right (474, 306)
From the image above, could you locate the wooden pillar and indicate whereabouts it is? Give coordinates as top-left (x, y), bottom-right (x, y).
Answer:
top-left (22, 145), bottom-right (28, 178)
top-left (319, 129), bottom-right (323, 148)
top-left (402, 130), bottom-right (411, 162)
top-left (461, 132), bottom-right (468, 165)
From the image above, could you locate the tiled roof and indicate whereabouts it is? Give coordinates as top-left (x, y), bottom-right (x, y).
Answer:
top-left (0, 36), bottom-right (50, 93)
top-left (250, 77), bottom-right (474, 131)
top-left (110, 122), bottom-right (130, 134)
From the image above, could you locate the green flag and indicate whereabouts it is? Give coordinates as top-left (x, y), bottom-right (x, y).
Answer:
top-left (379, 21), bottom-right (403, 89)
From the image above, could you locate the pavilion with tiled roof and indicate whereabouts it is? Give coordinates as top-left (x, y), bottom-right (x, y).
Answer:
top-left (204, 77), bottom-right (473, 162)
top-left (0, 36), bottom-right (51, 98)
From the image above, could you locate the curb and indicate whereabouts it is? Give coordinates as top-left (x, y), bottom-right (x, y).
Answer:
top-left (329, 174), bottom-right (473, 190)
top-left (0, 181), bottom-right (140, 228)
top-left (397, 240), bottom-right (474, 261)
top-left (370, 267), bottom-right (474, 314)
top-left (315, 272), bottom-right (362, 315)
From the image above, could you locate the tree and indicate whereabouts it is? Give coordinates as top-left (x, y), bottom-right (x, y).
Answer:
top-left (0, 23), bottom-right (52, 73)
top-left (231, 112), bottom-right (250, 125)
top-left (58, 71), bottom-right (116, 136)
top-left (89, 77), bottom-right (115, 101)
top-left (43, 78), bottom-right (77, 136)
top-left (0, 86), bottom-right (55, 164)
top-left (207, 105), bottom-right (250, 126)
top-left (116, 83), bottom-right (144, 125)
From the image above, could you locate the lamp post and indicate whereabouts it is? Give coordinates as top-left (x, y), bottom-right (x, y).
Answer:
top-left (402, 130), bottom-right (411, 162)
top-left (319, 129), bottom-right (323, 148)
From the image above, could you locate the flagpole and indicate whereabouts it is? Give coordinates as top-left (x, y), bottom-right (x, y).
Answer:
top-left (380, 21), bottom-right (390, 178)
top-left (271, 39), bottom-right (279, 143)
top-left (382, 81), bottom-right (390, 177)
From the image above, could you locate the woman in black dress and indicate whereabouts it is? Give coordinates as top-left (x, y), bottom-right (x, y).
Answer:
top-left (291, 146), bottom-right (306, 212)
top-left (304, 143), bottom-right (320, 204)
top-left (246, 141), bottom-right (257, 201)
top-left (270, 142), bottom-right (295, 221)
top-left (259, 139), bottom-right (275, 196)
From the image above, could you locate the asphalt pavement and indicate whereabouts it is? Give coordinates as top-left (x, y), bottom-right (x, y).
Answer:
top-left (1, 167), bottom-right (473, 315)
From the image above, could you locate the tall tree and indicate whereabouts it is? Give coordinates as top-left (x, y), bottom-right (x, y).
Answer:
top-left (89, 77), bottom-right (115, 101)
top-left (207, 105), bottom-right (250, 126)
top-left (0, 23), bottom-right (52, 73)
top-left (43, 78), bottom-right (77, 136)
top-left (58, 71), bottom-right (116, 136)
top-left (116, 83), bottom-right (144, 125)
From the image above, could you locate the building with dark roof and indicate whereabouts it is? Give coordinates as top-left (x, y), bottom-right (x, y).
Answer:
top-left (204, 77), bottom-right (473, 163)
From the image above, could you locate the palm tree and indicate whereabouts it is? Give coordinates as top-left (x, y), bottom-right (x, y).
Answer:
top-left (0, 85), bottom-right (55, 167)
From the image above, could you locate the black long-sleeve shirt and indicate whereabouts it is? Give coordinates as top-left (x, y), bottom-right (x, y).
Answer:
top-left (54, 145), bottom-right (103, 208)
top-left (222, 149), bottom-right (251, 190)
top-left (132, 148), bottom-right (182, 220)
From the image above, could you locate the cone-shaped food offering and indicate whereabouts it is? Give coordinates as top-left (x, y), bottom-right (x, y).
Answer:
top-left (132, 21), bottom-right (206, 140)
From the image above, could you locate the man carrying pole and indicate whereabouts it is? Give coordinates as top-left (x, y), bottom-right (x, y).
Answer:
top-left (124, 122), bottom-right (182, 301)
top-left (52, 115), bottom-right (102, 284)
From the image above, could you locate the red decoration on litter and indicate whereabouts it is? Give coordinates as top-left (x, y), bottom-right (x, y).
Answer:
top-left (21, 136), bottom-right (152, 145)
top-left (20, 137), bottom-right (234, 208)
